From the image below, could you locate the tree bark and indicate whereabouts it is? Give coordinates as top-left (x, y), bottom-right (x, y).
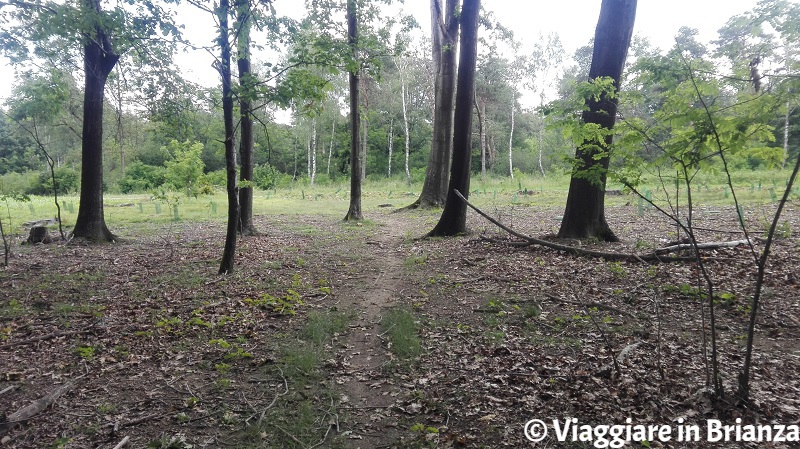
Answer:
top-left (218, 0), bottom-right (240, 274)
top-left (310, 118), bottom-right (317, 186)
top-left (72, 0), bottom-right (119, 242)
top-left (558, 0), bottom-right (637, 242)
top-left (409, 0), bottom-right (458, 209)
top-left (428, 0), bottom-right (479, 236)
top-left (237, 0), bottom-right (256, 235)
top-left (327, 120), bottom-right (335, 176)
top-left (344, 0), bottom-right (363, 221)
top-left (475, 93), bottom-right (486, 180)
top-left (387, 116), bottom-right (394, 177)
top-left (508, 102), bottom-right (515, 178)
top-left (401, 73), bottom-right (411, 185)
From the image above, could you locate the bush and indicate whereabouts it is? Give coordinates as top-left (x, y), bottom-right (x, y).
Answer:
top-left (118, 161), bottom-right (166, 193)
top-left (253, 164), bottom-right (278, 190)
top-left (202, 169), bottom-right (227, 187)
top-left (26, 166), bottom-right (79, 195)
top-left (163, 140), bottom-right (205, 196)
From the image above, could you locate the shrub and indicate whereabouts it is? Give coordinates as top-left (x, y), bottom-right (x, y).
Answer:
top-left (26, 166), bottom-right (79, 195)
top-left (118, 161), bottom-right (166, 193)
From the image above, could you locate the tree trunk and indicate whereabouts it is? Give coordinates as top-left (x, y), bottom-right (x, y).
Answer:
top-left (237, 1), bottom-right (256, 235)
top-left (783, 102), bottom-right (791, 168)
top-left (218, 0), bottom-right (239, 274)
top-left (327, 120), bottom-right (335, 176)
top-left (344, 0), bottom-right (363, 221)
top-left (387, 116), bottom-right (394, 177)
top-left (537, 108), bottom-right (545, 176)
top-left (475, 93), bottom-right (486, 180)
top-left (311, 118), bottom-right (317, 186)
top-left (410, 0), bottom-right (458, 209)
top-left (428, 0), bottom-right (479, 236)
top-left (72, 1), bottom-right (119, 242)
top-left (557, 0), bottom-right (637, 242)
top-left (508, 103), bottom-right (515, 178)
top-left (401, 74), bottom-right (411, 185)
top-left (360, 77), bottom-right (368, 182)
top-left (115, 74), bottom-right (125, 176)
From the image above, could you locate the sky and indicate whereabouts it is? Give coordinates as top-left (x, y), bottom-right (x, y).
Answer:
top-left (0, 0), bottom-right (773, 106)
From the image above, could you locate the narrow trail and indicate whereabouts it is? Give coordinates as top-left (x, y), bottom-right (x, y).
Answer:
top-left (334, 215), bottom-right (412, 449)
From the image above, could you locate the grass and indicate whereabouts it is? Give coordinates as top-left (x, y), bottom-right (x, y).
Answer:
top-left (382, 307), bottom-right (422, 360)
top-left (2, 169), bottom-right (797, 238)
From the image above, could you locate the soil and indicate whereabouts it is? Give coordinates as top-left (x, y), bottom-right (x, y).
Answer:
top-left (1, 203), bottom-right (799, 449)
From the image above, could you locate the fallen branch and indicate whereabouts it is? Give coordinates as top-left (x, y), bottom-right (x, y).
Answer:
top-left (542, 294), bottom-right (636, 319)
top-left (112, 436), bottom-right (130, 449)
top-left (454, 190), bottom-right (696, 263)
top-left (654, 239), bottom-right (751, 254)
top-left (595, 342), bottom-right (643, 378)
top-left (0, 381), bottom-right (77, 435)
top-left (0, 329), bottom-right (94, 350)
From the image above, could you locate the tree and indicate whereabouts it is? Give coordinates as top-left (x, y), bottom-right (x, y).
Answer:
top-left (557, 0), bottom-right (637, 242)
top-left (236, 0), bottom-right (257, 235)
top-left (407, 0), bottom-right (459, 209)
top-left (215, 0), bottom-right (239, 274)
top-left (343, 0), bottom-right (362, 221)
top-left (0, 0), bottom-right (180, 241)
top-left (428, 0), bottom-right (479, 236)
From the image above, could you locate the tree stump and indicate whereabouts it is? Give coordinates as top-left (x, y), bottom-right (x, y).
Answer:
top-left (27, 226), bottom-right (52, 244)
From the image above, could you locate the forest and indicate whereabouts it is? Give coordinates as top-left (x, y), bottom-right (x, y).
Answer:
top-left (1, 0), bottom-right (800, 448)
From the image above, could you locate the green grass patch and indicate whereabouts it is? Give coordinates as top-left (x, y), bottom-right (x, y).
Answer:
top-left (383, 307), bottom-right (422, 360)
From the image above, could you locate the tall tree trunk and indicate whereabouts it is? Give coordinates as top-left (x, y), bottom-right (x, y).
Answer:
top-left (218, 0), bottom-right (239, 274)
top-left (401, 74), bottom-right (411, 185)
top-left (344, 0), bottom-right (363, 221)
top-left (428, 0), bottom-right (479, 236)
top-left (311, 118), bottom-right (317, 186)
top-left (72, 0), bottom-right (119, 242)
top-left (783, 102), bottom-right (791, 168)
top-left (537, 107), bottom-right (545, 177)
top-left (409, 0), bottom-right (458, 209)
top-left (558, 0), bottom-right (637, 242)
top-left (360, 77), bottom-right (368, 182)
top-left (115, 73), bottom-right (125, 176)
top-left (327, 120), bottom-right (335, 176)
top-left (237, 0), bottom-right (256, 235)
top-left (475, 94), bottom-right (486, 180)
top-left (508, 103), bottom-right (515, 178)
top-left (387, 116), bottom-right (394, 177)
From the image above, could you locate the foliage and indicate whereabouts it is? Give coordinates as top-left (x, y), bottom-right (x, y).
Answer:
top-left (163, 140), bottom-right (205, 197)
top-left (118, 161), bottom-right (166, 193)
top-left (26, 166), bottom-right (78, 195)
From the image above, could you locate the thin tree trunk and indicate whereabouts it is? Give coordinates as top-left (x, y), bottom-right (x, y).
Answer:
top-left (115, 73), bottom-right (125, 176)
top-left (428, 0), bottom-right (480, 236)
top-left (311, 118), bottom-right (317, 186)
top-left (475, 94), bottom-right (486, 180)
top-left (537, 108), bottom-right (545, 176)
top-left (327, 120), bottom-right (335, 176)
top-left (360, 77), bottom-right (368, 182)
top-left (237, 0), bottom-right (256, 235)
top-left (218, 0), bottom-right (239, 274)
top-left (344, 0), bottom-right (363, 221)
top-left (387, 116), bottom-right (394, 177)
top-left (783, 102), bottom-right (791, 168)
top-left (401, 76), bottom-right (411, 185)
top-left (72, 0), bottom-right (119, 242)
top-left (508, 103), bottom-right (515, 178)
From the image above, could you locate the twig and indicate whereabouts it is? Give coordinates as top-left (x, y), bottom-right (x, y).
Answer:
top-left (0, 385), bottom-right (15, 396)
top-left (111, 436), bottom-right (130, 449)
top-left (654, 239), bottom-right (751, 254)
top-left (542, 294), bottom-right (636, 319)
top-left (273, 423), bottom-right (305, 446)
top-left (0, 329), bottom-right (94, 350)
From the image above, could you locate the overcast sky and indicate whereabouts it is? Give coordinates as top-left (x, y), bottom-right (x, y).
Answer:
top-left (0, 0), bottom-right (774, 106)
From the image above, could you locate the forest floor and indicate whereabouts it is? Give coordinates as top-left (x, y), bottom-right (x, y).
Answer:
top-left (1, 200), bottom-right (800, 449)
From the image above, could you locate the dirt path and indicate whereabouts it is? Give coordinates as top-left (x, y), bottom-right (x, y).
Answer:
top-left (334, 214), bottom-right (412, 448)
